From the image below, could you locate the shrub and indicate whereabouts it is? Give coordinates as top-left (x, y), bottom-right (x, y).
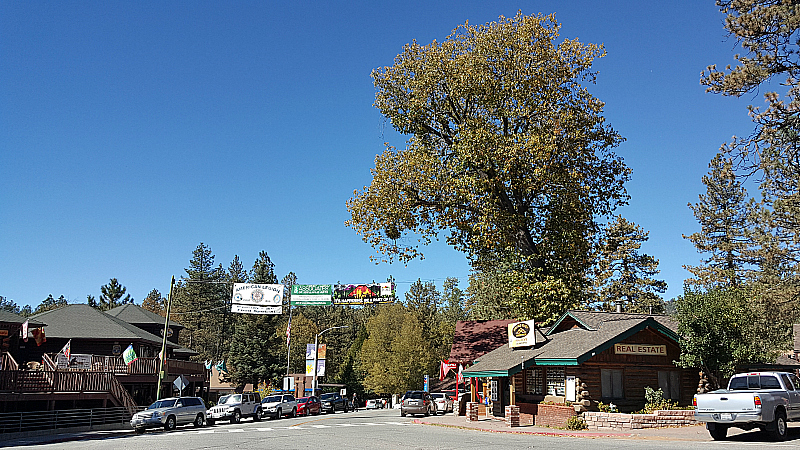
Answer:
top-left (564, 415), bottom-right (587, 430)
top-left (639, 387), bottom-right (679, 413)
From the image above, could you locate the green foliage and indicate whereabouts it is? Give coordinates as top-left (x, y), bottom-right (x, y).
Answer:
top-left (360, 303), bottom-right (434, 394)
top-left (593, 216), bottom-right (667, 313)
top-left (0, 296), bottom-right (22, 314)
top-left (347, 12), bottom-right (629, 315)
top-left (97, 278), bottom-right (133, 311)
top-left (595, 401), bottom-right (612, 413)
top-left (564, 415), bottom-right (587, 430)
top-left (638, 387), bottom-right (678, 413)
top-left (141, 289), bottom-right (166, 317)
top-left (675, 286), bottom-right (786, 389)
top-left (34, 294), bottom-right (68, 314)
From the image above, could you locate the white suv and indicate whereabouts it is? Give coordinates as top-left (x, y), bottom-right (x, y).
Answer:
top-left (261, 393), bottom-right (297, 419)
top-left (207, 392), bottom-right (262, 424)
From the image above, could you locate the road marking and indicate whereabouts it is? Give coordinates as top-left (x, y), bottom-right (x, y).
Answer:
top-left (228, 429), bottom-right (246, 432)
top-left (311, 425), bottom-right (331, 428)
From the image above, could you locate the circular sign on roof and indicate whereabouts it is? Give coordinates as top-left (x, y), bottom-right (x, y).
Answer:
top-left (512, 322), bottom-right (530, 338)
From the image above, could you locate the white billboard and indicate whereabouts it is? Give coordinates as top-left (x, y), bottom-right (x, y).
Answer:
top-left (232, 283), bottom-right (284, 314)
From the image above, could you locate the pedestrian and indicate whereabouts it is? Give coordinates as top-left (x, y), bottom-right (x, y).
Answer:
top-left (352, 392), bottom-right (359, 411)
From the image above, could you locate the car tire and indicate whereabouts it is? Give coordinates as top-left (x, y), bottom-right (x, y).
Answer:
top-left (164, 415), bottom-right (176, 431)
top-left (401, 410), bottom-right (406, 417)
top-left (134, 427), bottom-right (145, 434)
top-left (231, 410), bottom-right (241, 424)
top-left (769, 409), bottom-right (788, 441)
top-left (254, 408), bottom-right (262, 422)
top-left (194, 414), bottom-right (205, 427)
top-left (207, 418), bottom-right (215, 426)
top-left (290, 407), bottom-right (296, 418)
top-left (276, 408), bottom-right (282, 419)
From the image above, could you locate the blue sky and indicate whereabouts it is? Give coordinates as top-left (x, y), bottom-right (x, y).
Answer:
top-left (1, 1), bottom-right (756, 309)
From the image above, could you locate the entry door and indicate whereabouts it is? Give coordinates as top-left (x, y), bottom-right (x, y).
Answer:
top-left (565, 376), bottom-right (576, 402)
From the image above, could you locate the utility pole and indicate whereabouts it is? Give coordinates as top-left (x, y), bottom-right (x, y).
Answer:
top-left (156, 275), bottom-right (175, 400)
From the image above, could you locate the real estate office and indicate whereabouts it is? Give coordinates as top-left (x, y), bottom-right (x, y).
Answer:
top-left (462, 310), bottom-right (697, 416)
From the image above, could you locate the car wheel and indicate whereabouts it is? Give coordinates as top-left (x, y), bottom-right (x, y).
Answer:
top-left (231, 410), bottom-right (241, 424)
top-left (134, 427), bottom-right (145, 434)
top-left (207, 418), bottom-right (215, 426)
top-left (253, 408), bottom-right (262, 422)
top-left (401, 410), bottom-right (406, 417)
top-left (344, 403), bottom-right (349, 413)
top-left (290, 407), bottom-right (296, 418)
top-left (769, 409), bottom-right (788, 441)
top-left (164, 415), bottom-right (176, 431)
top-left (194, 414), bottom-right (205, 427)
top-left (276, 408), bottom-right (282, 419)
top-left (708, 424), bottom-right (728, 441)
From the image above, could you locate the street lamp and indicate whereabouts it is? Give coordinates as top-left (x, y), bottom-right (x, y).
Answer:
top-left (312, 325), bottom-right (348, 397)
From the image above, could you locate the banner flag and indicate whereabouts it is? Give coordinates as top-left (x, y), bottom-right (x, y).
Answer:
top-left (61, 339), bottom-right (71, 359)
top-left (439, 360), bottom-right (457, 380)
top-left (216, 359), bottom-right (227, 373)
top-left (32, 328), bottom-right (46, 346)
top-left (204, 360), bottom-right (213, 370)
top-left (285, 316), bottom-right (292, 346)
top-left (123, 344), bottom-right (138, 365)
top-left (21, 320), bottom-right (28, 343)
top-left (457, 364), bottom-right (464, 385)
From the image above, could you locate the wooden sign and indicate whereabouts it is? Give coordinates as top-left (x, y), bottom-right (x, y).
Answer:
top-left (614, 343), bottom-right (667, 356)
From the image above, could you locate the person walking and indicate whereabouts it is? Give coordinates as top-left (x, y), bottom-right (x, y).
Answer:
top-left (352, 393), bottom-right (359, 412)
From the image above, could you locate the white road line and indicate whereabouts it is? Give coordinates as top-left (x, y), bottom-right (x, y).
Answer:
top-left (196, 430), bottom-right (216, 434)
top-left (227, 429), bottom-right (246, 432)
top-left (311, 425), bottom-right (331, 428)
top-left (381, 422), bottom-right (408, 425)
top-left (254, 428), bottom-right (274, 431)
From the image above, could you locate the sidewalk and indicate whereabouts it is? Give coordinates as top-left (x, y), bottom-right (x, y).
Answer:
top-left (411, 413), bottom-right (720, 441)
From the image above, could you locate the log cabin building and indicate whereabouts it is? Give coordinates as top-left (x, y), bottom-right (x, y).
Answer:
top-left (461, 310), bottom-right (696, 417)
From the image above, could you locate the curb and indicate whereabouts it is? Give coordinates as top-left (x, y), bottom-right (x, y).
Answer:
top-left (411, 419), bottom-right (633, 438)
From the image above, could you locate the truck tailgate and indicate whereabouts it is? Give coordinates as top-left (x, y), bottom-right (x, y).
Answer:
top-left (695, 391), bottom-right (759, 413)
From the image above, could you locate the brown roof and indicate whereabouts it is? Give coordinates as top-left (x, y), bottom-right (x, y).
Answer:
top-left (449, 320), bottom-right (515, 365)
top-left (794, 324), bottom-right (800, 352)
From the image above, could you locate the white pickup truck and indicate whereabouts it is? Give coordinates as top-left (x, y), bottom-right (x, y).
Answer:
top-left (694, 371), bottom-right (800, 440)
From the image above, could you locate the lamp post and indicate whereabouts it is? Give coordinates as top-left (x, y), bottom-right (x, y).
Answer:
top-left (312, 325), bottom-right (348, 397)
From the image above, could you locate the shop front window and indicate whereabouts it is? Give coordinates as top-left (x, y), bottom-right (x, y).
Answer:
top-left (546, 367), bottom-right (565, 396)
top-left (601, 369), bottom-right (624, 399)
top-left (526, 368), bottom-right (543, 395)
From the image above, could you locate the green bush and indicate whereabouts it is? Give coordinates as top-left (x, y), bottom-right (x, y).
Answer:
top-left (639, 387), bottom-right (679, 413)
top-left (564, 415), bottom-right (587, 430)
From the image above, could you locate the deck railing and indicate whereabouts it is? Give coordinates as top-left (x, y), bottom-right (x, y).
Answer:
top-left (0, 405), bottom-right (146, 436)
top-left (0, 353), bottom-right (18, 372)
top-left (47, 354), bottom-right (206, 377)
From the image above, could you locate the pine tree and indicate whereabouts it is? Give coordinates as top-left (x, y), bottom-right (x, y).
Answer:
top-left (683, 154), bottom-right (757, 288)
top-left (0, 296), bottom-right (21, 314)
top-left (96, 278), bottom-right (133, 311)
top-left (34, 294), bottom-right (68, 314)
top-left (141, 289), bottom-right (166, 317)
top-left (594, 216), bottom-right (667, 313)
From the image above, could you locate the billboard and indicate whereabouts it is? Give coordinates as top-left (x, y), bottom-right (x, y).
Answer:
top-left (332, 283), bottom-right (395, 305)
top-left (305, 359), bottom-right (326, 376)
top-left (507, 319), bottom-right (536, 348)
top-left (291, 284), bottom-right (332, 306)
top-left (232, 283), bottom-right (284, 314)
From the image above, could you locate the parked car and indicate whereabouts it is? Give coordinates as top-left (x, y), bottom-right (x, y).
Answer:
top-left (261, 393), bottom-right (297, 419)
top-left (401, 391), bottom-right (436, 417)
top-left (431, 392), bottom-right (454, 414)
top-left (319, 392), bottom-right (349, 413)
top-left (207, 392), bottom-right (262, 425)
top-left (131, 396), bottom-right (207, 433)
top-left (366, 399), bottom-right (383, 409)
top-left (694, 371), bottom-right (800, 440)
top-left (296, 396), bottom-right (321, 416)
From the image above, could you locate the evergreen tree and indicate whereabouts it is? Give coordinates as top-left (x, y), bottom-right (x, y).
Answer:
top-left (0, 296), bottom-right (21, 314)
top-left (86, 295), bottom-right (98, 309)
top-left (34, 294), bottom-right (68, 314)
top-left (683, 154), bottom-right (757, 288)
top-left (593, 216), bottom-right (667, 313)
top-left (141, 289), bottom-right (166, 317)
top-left (97, 278), bottom-right (133, 311)
top-left (172, 243), bottom-right (229, 361)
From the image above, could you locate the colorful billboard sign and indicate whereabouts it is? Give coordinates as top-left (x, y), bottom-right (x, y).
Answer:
top-left (332, 283), bottom-right (396, 305)
top-left (291, 284), bottom-right (332, 306)
top-left (231, 283), bottom-right (283, 314)
top-left (305, 343), bottom-right (327, 360)
top-left (305, 359), bottom-right (326, 376)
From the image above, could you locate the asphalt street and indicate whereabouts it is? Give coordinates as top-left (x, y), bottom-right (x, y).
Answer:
top-left (5, 408), bottom-right (800, 450)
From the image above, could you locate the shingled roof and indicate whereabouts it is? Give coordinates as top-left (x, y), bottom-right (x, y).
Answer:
top-left (106, 304), bottom-right (184, 329)
top-left (449, 320), bottom-right (516, 365)
top-left (463, 310), bottom-right (680, 378)
top-left (0, 309), bottom-right (44, 327)
top-left (30, 304), bottom-right (179, 348)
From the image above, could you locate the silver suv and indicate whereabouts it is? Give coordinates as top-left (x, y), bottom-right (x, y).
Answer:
top-left (131, 396), bottom-right (207, 433)
top-left (207, 392), bottom-right (262, 424)
top-left (261, 393), bottom-right (297, 419)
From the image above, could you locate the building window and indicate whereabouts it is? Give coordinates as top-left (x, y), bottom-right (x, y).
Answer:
top-left (601, 369), bottom-right (624, 399)
top-left (657, 371), bottom-right (680, 400)
top-left (526, 368), bottom-right (543, 395)
top-left (546, 367), bottom-right (565, 396)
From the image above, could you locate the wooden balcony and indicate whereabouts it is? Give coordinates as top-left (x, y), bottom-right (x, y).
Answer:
top-left (46, 354), bottom-right (208, 379)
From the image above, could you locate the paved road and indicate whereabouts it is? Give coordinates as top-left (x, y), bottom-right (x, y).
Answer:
top-left (6, 408), bottom-right (800, 449)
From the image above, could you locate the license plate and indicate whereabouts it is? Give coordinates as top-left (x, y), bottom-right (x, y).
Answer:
top-left (720, 413), bottom-right (732, 421)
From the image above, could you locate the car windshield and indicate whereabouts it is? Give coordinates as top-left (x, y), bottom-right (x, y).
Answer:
top-left (408, 392), bottom-right (424, 399)
top-left (263, 395), bottom-right (282, 403)
top-left (222, 394), bottom-right (241, 404)
top-left (320, 393), bottom-right (335, 400)
top-left (431, 393), bottom-right (444, 399)
top-left (297, 397), bottom-right (309, 403)
top-left (148, 399), bottom-right (176, 409)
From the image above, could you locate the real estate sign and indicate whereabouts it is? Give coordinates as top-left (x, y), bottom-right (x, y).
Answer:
top-left (613, 344), bottom-right (667, 356)
top-left (291, 284), bottom-right (332, 306)
top-left (332, 283), bottom-right (395, 305)
top-left (507, 319), bottom-right (536, 348)
top-left (231, 283), bottom-right (283, 314)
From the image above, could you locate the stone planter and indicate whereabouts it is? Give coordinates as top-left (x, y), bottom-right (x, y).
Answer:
top-left (534, 403), bottom-right (576, 428)
top-left (583, 410), bottom-right (696, 430)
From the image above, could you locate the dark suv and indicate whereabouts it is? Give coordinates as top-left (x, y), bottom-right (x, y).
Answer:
top-left (319, 392), bottom-right (349, 413)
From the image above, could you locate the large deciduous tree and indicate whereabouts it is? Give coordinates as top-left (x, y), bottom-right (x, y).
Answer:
top-left (347, 13), bottom-right (629, 318)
